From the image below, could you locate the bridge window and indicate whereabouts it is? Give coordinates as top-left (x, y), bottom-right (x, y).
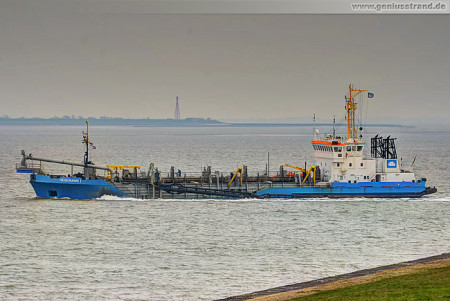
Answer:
top-left (357, 146), bottom-right (363, 151)
top-left (347, 146), bottom-right (351, 151)
top-left (352, 146), bottom-right (356, 151)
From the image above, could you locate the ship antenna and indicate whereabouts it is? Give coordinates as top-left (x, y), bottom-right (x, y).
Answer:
top-left (313, 114), bottom-right (317, 139)
top-left (333, 115), bottom-right (336, 137)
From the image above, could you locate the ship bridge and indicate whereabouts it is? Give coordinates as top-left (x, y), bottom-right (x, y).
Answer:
top-left (312, 137), bottom-right (366, 156)
top-left (312, 136), bottom-right (370, 183)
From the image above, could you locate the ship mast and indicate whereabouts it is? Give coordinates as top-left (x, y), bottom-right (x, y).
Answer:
top-left (83, 121), bottom-right (90, 168)
top-left (345, 84), bottom-right (367, 140)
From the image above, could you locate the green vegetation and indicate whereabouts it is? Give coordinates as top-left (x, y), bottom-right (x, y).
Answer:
top-left (292, 265), bottom-right (450, 301)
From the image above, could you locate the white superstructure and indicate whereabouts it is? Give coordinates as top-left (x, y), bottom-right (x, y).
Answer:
top-left (311, 85), bottom-right (416, 184)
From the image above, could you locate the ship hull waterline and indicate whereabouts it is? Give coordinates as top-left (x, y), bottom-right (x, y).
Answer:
top-left (30, 174), bottom-right (126, 199)
top-left (29, 174), bottom-right (436, 200)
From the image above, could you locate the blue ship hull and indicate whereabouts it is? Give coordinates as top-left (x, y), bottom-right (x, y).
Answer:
top-left (256, 181), bottom-right (431, 198)
top-left (30, 174), bottom-right (126, 199)
top-left (29, 173), bottom-right (434, 199)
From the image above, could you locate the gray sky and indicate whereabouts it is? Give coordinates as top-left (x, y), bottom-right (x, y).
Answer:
top-left (0, 1), bottom-right (449, 121)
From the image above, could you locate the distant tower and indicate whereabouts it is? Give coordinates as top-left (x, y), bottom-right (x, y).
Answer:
top-left (174, 96), bottom-right (181, 120)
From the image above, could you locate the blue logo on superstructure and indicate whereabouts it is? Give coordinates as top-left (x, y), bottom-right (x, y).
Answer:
top-left (387, 159), bottom-right (397, 168)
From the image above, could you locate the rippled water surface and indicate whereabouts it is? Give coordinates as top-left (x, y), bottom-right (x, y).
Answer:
top-left (1, 125), bottom-right (449, 300)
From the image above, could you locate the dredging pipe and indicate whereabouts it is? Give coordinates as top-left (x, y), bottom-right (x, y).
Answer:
top-left (23, 151), bottom-right (112, 173)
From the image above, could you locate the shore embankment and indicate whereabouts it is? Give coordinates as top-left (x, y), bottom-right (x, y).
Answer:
top-left (218, 252), bottom-right (450, 301)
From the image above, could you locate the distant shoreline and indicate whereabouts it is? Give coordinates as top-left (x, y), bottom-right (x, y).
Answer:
top-left (0, 118), bottom-right (410, 128)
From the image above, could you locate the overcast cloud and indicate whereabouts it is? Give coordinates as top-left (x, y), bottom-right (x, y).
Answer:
top-left (0, 1), bottom-right (449, 121)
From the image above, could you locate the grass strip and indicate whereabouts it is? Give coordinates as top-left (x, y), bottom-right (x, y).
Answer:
top-left (291, 264), bottom-right (450, 301)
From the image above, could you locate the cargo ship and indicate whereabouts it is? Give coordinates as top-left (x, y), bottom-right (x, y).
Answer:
top-left (16, 85), bottom-right (437, 199)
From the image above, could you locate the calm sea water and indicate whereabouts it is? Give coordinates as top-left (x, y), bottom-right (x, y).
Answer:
top-left (1, 125), bottom-right (449, 300)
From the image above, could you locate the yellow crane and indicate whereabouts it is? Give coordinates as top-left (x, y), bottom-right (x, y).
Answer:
top-left (284, 164), bottom-right (317, 185)
top-left (228, 166), bottom-right (243, 187)
top-left (106, 165), bottom-right (141, 179)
